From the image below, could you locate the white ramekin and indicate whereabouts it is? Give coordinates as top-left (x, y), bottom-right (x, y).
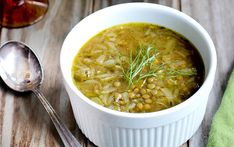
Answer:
top-left (60, 3), bottom-right (217, 147)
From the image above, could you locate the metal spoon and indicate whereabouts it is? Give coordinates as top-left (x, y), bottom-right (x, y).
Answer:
top-left (0, 41), bottom-right (81, 147)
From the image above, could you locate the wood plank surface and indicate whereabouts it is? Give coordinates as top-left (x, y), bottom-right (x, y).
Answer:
top-left (181, 0), bottom-right (234, 147)
top-left (0, 0), bottom-right (231, 146)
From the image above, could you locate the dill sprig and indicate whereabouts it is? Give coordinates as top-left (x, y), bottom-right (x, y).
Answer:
top-left (122, 45), bottom-right (158, 87)
top-left (121, 44), bottom-right (197, 87)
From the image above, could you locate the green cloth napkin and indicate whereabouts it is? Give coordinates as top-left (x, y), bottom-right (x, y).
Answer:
top-left (207, 71), bottom-right (234, 147)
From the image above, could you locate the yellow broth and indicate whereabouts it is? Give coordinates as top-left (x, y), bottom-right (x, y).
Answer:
top-left (72, 23), bottom-right (204, 113)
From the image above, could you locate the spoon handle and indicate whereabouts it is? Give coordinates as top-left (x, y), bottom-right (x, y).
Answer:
top-left (32, 88), bottom-right (82, 147)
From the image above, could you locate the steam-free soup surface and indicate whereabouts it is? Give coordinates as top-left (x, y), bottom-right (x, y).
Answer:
top-left (72, 23), bottom-right (204, 113)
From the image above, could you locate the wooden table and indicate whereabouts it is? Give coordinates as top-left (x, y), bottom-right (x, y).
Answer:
top-left (0, 0), bottom-right (232, 146)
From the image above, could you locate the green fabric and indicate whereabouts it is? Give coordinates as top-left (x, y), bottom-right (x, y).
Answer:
top-left (207, 71), bottom-right (234, 147)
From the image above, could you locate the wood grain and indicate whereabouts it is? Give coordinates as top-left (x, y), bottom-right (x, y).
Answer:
top-left (181, 0), bottom-right (234, 146)
top-left (0, 0), bottom-right (85, 146)
top-left (0, 0), bottom-right (230, 146)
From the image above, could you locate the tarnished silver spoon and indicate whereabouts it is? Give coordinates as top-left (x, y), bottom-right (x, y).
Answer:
top-left (0, 41), bottom-right (81, 147)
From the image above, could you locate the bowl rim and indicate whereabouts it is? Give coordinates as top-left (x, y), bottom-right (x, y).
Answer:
top-left (60, 2), bottom-right (217, 119)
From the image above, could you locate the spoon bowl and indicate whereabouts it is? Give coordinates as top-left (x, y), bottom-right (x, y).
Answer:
top-left (0, 41), bottom-right (42, 92)
top-left (0, 41), bottom-right (81, 147)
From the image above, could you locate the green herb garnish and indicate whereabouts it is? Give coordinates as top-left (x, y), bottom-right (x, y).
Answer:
top-left (121, 44), bottom-right (197, 87)
top-left (122, 45), bottom-right (158, 87)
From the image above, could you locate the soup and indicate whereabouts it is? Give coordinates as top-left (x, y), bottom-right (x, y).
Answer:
top-left (72, 23), bottom-right (204, 113)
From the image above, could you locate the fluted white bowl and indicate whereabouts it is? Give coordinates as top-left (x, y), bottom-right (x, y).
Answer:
top-left (60, 3), bottom-right (216, 147)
